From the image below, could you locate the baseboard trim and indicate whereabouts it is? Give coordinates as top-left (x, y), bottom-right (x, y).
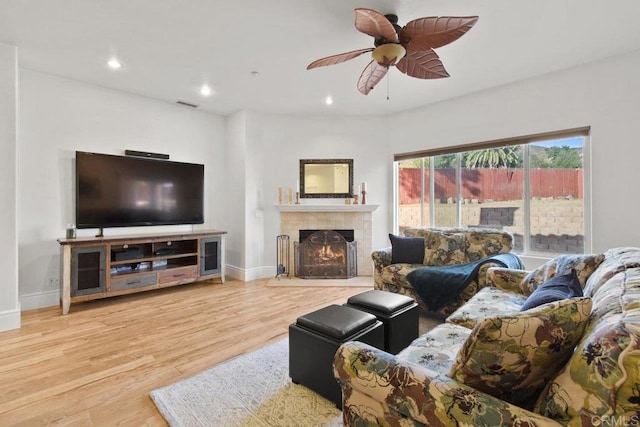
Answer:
top-left (0, 307), bottom-right (21, 332)
top-left (225, 265), bottom-right (275, 281)
top-left (245, 266), bottom-right (276, 281)
top-left (20, 289), bottom-right (59, 311)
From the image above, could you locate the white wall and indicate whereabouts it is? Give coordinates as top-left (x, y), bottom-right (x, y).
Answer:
top-left (253, 114), bottom-right (391, 274)
top-left (222, 112), bottom-right (391, 279)
top-left (388, 49), bottom-right (640, 256)
top-left (223, 111), bottom-right (247, 278)
top-left (0, 43), bottom-right (19, 331)
top-left (18, 70), bottom-right (226, 310)
top-left (243, 111), bottom-right (268, 278)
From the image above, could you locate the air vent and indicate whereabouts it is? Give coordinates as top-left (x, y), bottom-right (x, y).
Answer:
top-left (176, 100), bottom-right (198, 108)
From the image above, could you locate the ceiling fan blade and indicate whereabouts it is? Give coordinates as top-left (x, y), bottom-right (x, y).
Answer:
top-left (396, 49), bottom-right (449, 79)
top-left (307, 48), bottom-right (373, 70)
top-left (357, 60), bottom-right (388, 95)
top-left (400, 16), bottom-right (478, 50)
top-left (355, 8), bottom-right (399, 43)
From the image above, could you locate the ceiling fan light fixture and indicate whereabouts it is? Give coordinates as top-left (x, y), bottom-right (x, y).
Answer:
top-left (306, 9), bottom-right (478, 95)
top-left (371, 44), bottom-right (406, 66)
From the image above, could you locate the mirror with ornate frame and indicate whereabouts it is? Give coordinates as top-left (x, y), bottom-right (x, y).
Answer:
top-left (299, 159), bottom-right (353, 198)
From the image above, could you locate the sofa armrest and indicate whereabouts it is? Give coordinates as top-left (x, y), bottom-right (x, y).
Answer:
top-left (486, 267), bottom-right (530, 295)
top-left (371, 247), bottom-right (392, 271)
top-left (334, 342), bottom-right (560, 427)
top-left (476, 262), bottom-right (514, 289)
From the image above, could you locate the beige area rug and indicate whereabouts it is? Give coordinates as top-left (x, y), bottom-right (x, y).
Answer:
top-left (150, 317), bottom-right (444, 426)
top-left (266, 276), bottom-right (373, 288)
top-left (150, 339), bottom-right (342, 426)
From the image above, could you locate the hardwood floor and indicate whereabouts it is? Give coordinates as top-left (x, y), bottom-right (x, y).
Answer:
top-left (0, 279), bottom-right (366, 426)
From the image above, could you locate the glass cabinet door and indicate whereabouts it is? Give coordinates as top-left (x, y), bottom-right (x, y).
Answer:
top-left (71, 246), bottom-right (106, 296)
top-left (200, 237), bottom-right (221, 276)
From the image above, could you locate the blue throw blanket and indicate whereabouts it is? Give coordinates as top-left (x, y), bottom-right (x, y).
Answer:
top-left (406, 253), bottom-right (524, 312)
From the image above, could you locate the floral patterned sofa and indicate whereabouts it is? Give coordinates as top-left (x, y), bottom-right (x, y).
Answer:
top-left (373, 227), bottom-right (515, 316)
top-left (334, 247), bottom-right (640, 426)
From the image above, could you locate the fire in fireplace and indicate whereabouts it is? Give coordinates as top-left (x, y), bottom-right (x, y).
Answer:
top-left (294, 229), bottom-right (357, 279)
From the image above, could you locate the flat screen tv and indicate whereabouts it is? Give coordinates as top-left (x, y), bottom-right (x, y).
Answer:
top-left (76, 151), bottom-right (204, 229)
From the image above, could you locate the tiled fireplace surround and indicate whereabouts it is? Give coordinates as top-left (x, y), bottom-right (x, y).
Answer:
top-left (276, 205), bottom-right (379, 277)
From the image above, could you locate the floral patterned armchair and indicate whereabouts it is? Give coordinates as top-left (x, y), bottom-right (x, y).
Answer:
top-left (335, 247), bottom-right (640, 426)
top-left (373, 227), bottom-right (514, 316)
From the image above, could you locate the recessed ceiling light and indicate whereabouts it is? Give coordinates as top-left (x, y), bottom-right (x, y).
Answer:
top-left (107, 58), bottom-right (122, 69)
top-left (325, 96), bottom-right (334, 105)
top-left (199, 84), bottom-right (213, 96)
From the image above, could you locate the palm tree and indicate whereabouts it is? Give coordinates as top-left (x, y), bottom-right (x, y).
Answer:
top-left (464, 146), bottom-right (521, 168)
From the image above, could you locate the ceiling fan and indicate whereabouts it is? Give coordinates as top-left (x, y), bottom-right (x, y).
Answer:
top-left (307, 8), bottom-right (478, 95)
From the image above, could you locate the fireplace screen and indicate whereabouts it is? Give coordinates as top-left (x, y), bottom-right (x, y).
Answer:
top-left (294, 230), bottom-right (357, 279)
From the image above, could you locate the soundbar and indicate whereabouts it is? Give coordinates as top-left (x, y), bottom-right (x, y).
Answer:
top-left (124, 149), bottom-right (170, 160)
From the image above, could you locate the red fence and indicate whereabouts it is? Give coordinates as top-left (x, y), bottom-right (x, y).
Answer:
top-left (399, 168), bottom-right (583, 203)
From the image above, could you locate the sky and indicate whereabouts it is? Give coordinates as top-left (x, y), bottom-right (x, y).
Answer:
top-left (532, 136), bottom-right (583, 148)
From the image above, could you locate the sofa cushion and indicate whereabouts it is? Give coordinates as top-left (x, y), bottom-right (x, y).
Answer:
top-left (403, 229), bottom-right (466, 266)
top-left (583, 247), bottom-right (640, 298)
top-left (446, 286), bottom-right (527, 329)
top-left (591, 273), bottom-right (629, 323)
top-left (423, 232), bottom-right (466, 266)
top-left (397, 323), bottom-right (471, 375)
top-left (447, 296), bottom-right (593, 409)
top-left (520, 269), bottom-right (583, 311)
top-left (389, 234), bottom-right (425, 264)
top-left (520, 253), bottom-right (605, 296)
top-left (465, 230), bottom-right (514, 262)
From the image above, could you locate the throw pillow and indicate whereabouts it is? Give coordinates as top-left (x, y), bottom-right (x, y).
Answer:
top-left (447, 297), bottom-right (592, 409)
top-left (534, 312), bottom-right (633, 423)
top-left (520, 269), bottom-right (582, 311)
top-left (520, 253), bottom-right (605, 296)
top-left (389, 234), bottom-right (425, 264)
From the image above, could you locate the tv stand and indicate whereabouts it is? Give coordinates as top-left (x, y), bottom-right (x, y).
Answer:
top-left (57, 230), bottom-right (226, 314)
top-left (95, 227), bottom-right (104, 238)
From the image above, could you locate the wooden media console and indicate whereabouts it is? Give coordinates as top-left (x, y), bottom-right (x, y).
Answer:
top-left (57, 230), bottom-right (226, 314)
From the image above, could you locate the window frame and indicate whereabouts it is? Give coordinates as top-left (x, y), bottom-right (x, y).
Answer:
top-left (393, 127), bottom-right (591, 256)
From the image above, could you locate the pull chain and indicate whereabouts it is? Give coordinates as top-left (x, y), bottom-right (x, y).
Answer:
top-left (386, 71), bottom-right (390, 100)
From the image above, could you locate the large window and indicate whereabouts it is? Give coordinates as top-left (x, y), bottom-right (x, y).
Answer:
top-left (395, 129), bottom-right (588, 255)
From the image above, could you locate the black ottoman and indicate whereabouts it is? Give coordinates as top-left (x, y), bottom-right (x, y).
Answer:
top-left (346, 290), bottom-right (419, 354)
top-left (289, 304), bottom-right (383, 407)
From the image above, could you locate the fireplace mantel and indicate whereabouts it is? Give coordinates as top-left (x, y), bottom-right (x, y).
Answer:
top-left (274, 204), bottom-right (379, 213)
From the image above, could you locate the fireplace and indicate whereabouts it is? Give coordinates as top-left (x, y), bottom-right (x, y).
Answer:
top-left (276, 204), bottom-right (378, 276)
top-left (294, 230), bottom-right (357, 279)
